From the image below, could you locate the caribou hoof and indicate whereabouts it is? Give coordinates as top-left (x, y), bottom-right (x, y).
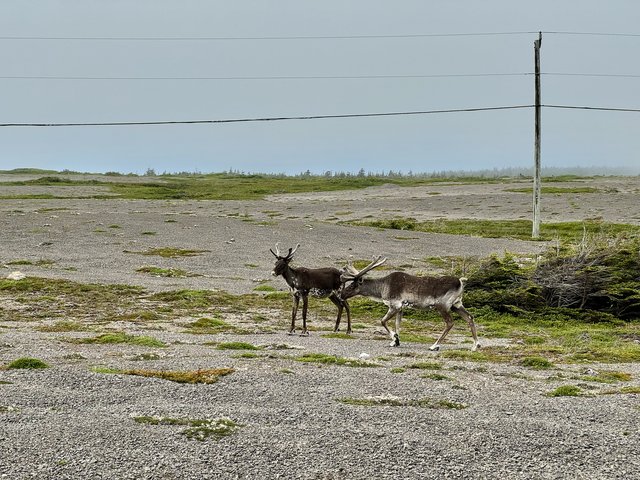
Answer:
top-left (389, 333), bottom-right (400, 347)
top-left (428, 344), bottom-right (440, 352)
top-left (287, 330), bottom-right (296, 336)
top-left (299, 331), bottom-right (310, 337)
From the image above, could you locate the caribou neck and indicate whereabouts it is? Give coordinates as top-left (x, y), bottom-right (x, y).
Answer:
top-left (358, 277), bottom-right (386, 298)
top-left (282, 265), bottom-right (299, 289)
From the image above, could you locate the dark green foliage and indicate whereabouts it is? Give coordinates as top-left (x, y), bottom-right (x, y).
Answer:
top-left (520, 356), bottom-right (554, 369)
top-left (546, 385), bottom-right (582, 397)
top-left (7, 358), bottom-right (49, 369)
top-left (533, 237), bottom-right (640, 318)
top-left (465, 255), bottom-right (544, 312)
top-left (465, 238), bottom-right (640, 320)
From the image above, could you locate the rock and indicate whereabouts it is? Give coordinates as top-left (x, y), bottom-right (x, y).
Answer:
top-left (6, 271), bottom-right (26, 280)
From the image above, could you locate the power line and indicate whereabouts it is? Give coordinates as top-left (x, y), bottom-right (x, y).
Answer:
top-left (0, 105), bottom-right (533, 127)
top-left (2, 104), bottom-right (639, 128)
top-left (1, 31), bottom-right (639, 42)
top-left (0, 32), bottom-right (539, 41)
top-left (3, 72), bottom-right (640, 81)
top-left (543, 104), bottom-right (640, 113)
top-left (543, 31), bottom-right (640, 38)
top-left (0, 73), bottom-right (533, 81)
top-left (542, 73), bottom-right (640, 78)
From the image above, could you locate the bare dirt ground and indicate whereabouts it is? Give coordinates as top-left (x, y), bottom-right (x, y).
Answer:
top-left (1, 175), bottom-right (640, 479)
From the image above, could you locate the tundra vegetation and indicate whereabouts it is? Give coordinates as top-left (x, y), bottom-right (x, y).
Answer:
top-left (1, 171), bottom-right (640, 377)
top-left (5, 357), bottom-right (49, 369)
top-left (93, 367), bottom-right (234, 384)
top-left (133, 416), bottom-right (241, 441)
top-left (0, 170), bottom-right (520, 201)
top-left (2, 234), bottom-right (640, 366)
top-left (338, 396), bottom-right (466, 409)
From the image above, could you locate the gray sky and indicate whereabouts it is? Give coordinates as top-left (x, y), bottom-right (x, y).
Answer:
top-left (1, 1), bottom-right (638, 175)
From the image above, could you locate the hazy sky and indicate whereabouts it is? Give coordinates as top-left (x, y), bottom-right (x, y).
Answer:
top-left (1, 1), bottom-right (638, 174)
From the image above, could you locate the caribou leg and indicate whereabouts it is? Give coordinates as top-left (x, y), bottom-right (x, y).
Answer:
top-left (300, 295), bottom-right (310, 336)
top-left (343, 299), bottom-right (352, 334)
top-left (393, 310), bottom-right (404, 347)
top-left (329, 294), bottom-right (352, 334)
top-left (452, 304), bottom-right (480, 351)
top-left (380, 307), bottom-right (400, 347)
top-left (429, 306), bottom-right (455, 351)
top-left (289, 293), bottom-right (300, 335)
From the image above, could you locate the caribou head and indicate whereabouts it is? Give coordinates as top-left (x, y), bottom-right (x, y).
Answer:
top-left (270, 243), bottom-right (300, 277)
top-left (340, 255), bottom-right (387, 299)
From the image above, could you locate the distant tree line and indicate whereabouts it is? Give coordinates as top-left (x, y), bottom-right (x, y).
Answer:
top-left (3, 165), bottom-right (639, 178)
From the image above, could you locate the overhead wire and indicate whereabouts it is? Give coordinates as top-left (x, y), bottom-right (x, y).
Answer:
top-left (0, 105), bottom-right (535, 127)
top-left (2, 104), bottom-right (639, 128)
top-left (1, 31), bottom-right (639, 41)
top-left (0, 73), bottom-right (533, 81)
top-left (0, 32), bottom-right (539, 41)
top-left (3, 72), bottom-right (640, 81)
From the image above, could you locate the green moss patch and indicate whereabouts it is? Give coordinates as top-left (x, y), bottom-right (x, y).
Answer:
top-left (520, 356), bottom-right (555, 370)
top-left (295, 353), bottom-right (378, 368)
top-left (72, 332), bottom-right (166, 348)
top-left (339, 396), bottom-right (466, 409)
top-left (6, 357), bottom-right (49, 369)
top-left (127, 247), bottom-right (210, 258)
top-left (133, 416), bottom-right (241, 441)
top-left (136, 266), bottom-right (196, 278)
top-left (545, 385), bottom-right (583, 397)
top-left (215, 342), bottom-right (261, 351)
top-left (406, 361), bottom-right (442, 370)
top-left (96, 367), bottom-right (234, 384)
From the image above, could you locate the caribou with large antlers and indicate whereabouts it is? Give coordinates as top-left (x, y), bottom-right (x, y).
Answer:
top-left (340, 257), bottom-right (480, 351)
top-left (270, 243), bottom-right (351, 336)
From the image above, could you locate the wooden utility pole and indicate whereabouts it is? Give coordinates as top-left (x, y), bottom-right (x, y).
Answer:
top-left (532, 32), bottom-right (542, 238)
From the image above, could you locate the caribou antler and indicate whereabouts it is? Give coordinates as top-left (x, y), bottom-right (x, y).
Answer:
top-left (287, 243), bottom-right (300, 259)
top-left (269, 242), bottom-right (281, 258)
top-left (340, 255), bottom-right (387, 282)
top-left (342, 257), bottom-right (360, 276)
top-left (270, 243), bottom-right (300, 260)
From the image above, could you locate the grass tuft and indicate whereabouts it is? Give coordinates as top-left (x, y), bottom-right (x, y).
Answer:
top-left (136, 266), bottom-right (194, 278)
top-left (215, 342), bottom-right (261, 351)
top-left (36, 321), bottom-right (90, 332)
top-left (407, 361), bottom-right (442, 370)
top-left (545, 385), bottom-right (582, 397)
top-left (133, 416), bottom-right (241, 441)
top-left (6, 357), bottom-right (49, 369)
top-left (520, 356), bottom-right (555, 369)
top-left (73, 332), bottom-right (166, 348)
top-left (127, 247), bottom-right (210, 258)
top-left (295, 353), bottom-right (378, 368)
top-left (320, 332), bottom-right (354, 340)
top-left (96, 367), bottom-right (234, 384)
top-left (339, 396), bottom-right (466, 409)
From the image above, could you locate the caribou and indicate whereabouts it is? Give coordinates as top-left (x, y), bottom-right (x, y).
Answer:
top-left (340, 257), bottom-right (480, 351)
top-left (270, 243), bottom-right (351, 336)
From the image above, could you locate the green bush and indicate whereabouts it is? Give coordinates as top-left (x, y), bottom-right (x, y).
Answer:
top-left (465, 238), bottom-right (640, 320)
top-left (7, 358), bottom-right (49, 369)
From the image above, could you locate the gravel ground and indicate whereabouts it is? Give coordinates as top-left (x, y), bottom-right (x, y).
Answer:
top-left (1, 176), bottom-right (640, 479)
